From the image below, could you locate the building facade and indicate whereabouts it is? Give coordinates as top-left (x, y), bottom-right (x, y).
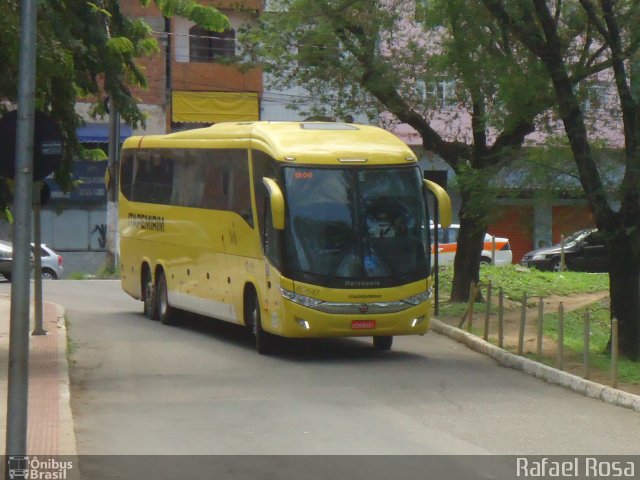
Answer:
top-left (39, 1), bottom-right (264, 274)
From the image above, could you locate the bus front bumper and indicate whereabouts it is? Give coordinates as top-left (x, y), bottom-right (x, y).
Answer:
top-left (266, 299), bottom-right (431, 338)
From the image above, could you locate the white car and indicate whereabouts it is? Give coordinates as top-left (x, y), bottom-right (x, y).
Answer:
top-left (0, 240), bottom-right (13, 280)
top-left (430, 224), bottom-right (513, 266)
top-left (0, 241), bottom-right (63, 281)
top-left (35, 244), bottom-right (64, 279)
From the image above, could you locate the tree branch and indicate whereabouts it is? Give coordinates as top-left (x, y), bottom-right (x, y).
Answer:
top-left (579, 0), bottom-right (610, 41)
top-left (326, 2), bottom-right (469, 168)
top-left (600, 0), bottom-right (640, 213)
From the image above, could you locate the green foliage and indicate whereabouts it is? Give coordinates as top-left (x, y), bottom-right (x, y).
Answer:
top-left (79, 146), bottom-right (108, 162)
top-left (242, 0), bottom-right (603, 301)
top-left (241, 0), bottom-right (388, 120)
top-left (449, 164), bottom-right (500, 223)
top-left (106, 37), bottom-right (136, 56)
top-left (65, 317), bottom-right (77, 357)
top-left (155, 0), bottom-right (229, 31)
top-left (0, 0), bottom-right (227, 211)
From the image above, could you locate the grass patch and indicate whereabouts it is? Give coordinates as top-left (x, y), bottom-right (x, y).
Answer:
top-left (437, 265), bottom-right (609, 317)
top-left (437, 264), bottom-right (609, 301)
top-left (65, 316), bottom-right (77, 357)
top-left (435, 264), bottom-right (639, 386)
top-left (95, 263), bottom-right (120, 279)
top-left (542, 298), bottom-right (640, 384)
top-left (68, 271), bottom-right (89, 280)
top-left (68, 265), bottom-right (120, 280)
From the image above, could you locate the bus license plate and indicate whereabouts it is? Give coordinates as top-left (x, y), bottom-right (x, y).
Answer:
top-left (351, 320), bottom-right (376, 330)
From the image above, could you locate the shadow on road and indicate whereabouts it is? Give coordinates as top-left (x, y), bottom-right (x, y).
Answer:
top-left (151, 310), bottom-right (428, 364)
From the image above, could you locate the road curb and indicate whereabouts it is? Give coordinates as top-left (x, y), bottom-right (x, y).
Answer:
top-left (430, 318), bottom-right (640, 413)
top-left (53, 302), bottom-right (78, 456)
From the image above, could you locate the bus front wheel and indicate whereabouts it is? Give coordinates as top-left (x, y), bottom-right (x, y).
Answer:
top-left (156, 271), bottom-right (177, 326)
top-left (246, 292), bottom-right (273, 355)
top-left (373, 336), bottom-right (393, 351)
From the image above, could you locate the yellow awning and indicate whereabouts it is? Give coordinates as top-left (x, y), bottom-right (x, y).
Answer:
top-left (172, 91), bottom-right (259, 123)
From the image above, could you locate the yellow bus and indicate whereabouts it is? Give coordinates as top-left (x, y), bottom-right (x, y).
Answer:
top-left (119, 122), bottom-right (451, 353)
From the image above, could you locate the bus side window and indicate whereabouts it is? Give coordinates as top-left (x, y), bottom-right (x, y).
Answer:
top-left (130, 151), bottom-right (173, 204)
top-left (152, 153), bottom-right (174, 204)
top-left (120, 150), bottom-right (135, 200)
top-left (200, 160), bottom-right (226, 210)
top-left (198, 150), bottom-right (246, 216)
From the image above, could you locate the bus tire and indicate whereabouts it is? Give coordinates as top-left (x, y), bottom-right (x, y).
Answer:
top-left (373, 336), bottom-right (393, 351)
top-left (246, 291), bottom-right (273, 355)
top-left (156, 270), bottom-right (177, 326)
top-left (142, 267), bottom-right (158, 320)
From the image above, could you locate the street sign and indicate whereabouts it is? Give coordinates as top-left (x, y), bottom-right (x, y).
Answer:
top-left (0, 110), bottom-right (63, 180)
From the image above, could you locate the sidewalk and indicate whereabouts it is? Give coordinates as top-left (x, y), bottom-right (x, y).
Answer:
top-left (0, 295), bottom-right (76, 455)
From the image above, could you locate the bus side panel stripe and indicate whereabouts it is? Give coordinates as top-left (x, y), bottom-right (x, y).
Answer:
top-left (168, 291), bottom-right (238, 324)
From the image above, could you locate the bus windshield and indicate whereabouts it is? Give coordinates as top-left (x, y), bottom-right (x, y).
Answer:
top-left (283, 166), bottom-right (429, 288)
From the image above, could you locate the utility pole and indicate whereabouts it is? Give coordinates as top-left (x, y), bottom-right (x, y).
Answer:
top-left (32, 181), bottom-right (46, 336)
top-left (106, 98), bottom-right (120, 273)
top-left (6, 0), bottom-right (37, 461)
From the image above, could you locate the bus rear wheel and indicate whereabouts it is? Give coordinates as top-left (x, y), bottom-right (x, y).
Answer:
top-left (246, 292), bottom-right (273, 355)
top-left (373, 336), bottom-right (393, 351)
top-left (156, 271), bottom-right (177, 326)
top-left (143, 269), bottom-right (158, 320)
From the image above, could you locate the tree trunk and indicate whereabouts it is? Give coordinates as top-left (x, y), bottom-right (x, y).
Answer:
top-left (607, 233), bottom-right (640, 360)
top-left (450, 216), bottom-right (486, 302)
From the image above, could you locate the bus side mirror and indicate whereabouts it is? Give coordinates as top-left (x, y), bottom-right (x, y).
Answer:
top-left (423, 179), bottom-right (452, 228)
top-left (262, 177), bottom-right (285, 231)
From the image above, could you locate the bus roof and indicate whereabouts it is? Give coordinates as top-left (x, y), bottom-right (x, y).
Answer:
top-left (122, 122), bottom-right (417, 166)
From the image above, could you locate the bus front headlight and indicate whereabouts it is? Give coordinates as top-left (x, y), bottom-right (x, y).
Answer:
top-left (280, 287), bottom-right (324, 308)
top-left (402, 289), bottom-right (432, 306)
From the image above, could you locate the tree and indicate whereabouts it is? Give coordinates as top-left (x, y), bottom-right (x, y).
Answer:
top-left (243, 0), bottom-right (610, 301)
top-left (0, 0), bottom-right (228, 193)
top-left (481, 0), bottom-right (640, 360)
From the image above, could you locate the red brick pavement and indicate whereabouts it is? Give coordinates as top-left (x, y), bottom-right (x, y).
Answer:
top-left (1, 297), bottom-right (75, 456)
top-left (27, 301), bottom-right (61, 455)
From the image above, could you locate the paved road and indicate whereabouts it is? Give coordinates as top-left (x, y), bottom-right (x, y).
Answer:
top-left (3, 280), bottom-right (639, 477)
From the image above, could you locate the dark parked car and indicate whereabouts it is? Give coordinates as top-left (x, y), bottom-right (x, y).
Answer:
top-left (520, 228), bottom-right (608, 273)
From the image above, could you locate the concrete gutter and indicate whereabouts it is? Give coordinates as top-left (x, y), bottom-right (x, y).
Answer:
top-left (431, 318), bottom-right (640, 413)
top-left (55, 303), bottom-right (77, 455)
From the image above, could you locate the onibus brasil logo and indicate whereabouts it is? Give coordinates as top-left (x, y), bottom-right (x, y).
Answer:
top-left (8, 456), bottom-right (74, 479)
